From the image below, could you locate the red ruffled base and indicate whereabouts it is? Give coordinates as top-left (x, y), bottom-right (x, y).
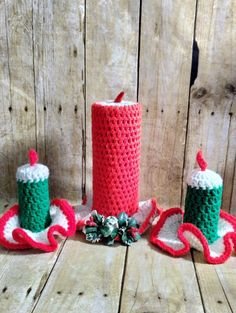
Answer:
top-left (150, 207), bottom-right (236, 264)
top-left (0, 199), bottom-right (76, 252)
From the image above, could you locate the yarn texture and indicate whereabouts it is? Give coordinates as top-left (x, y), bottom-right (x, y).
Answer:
top-left (18, 179), bottom-right (51, 232)
top-left (92, 102), bottom-right (142, 217)
top-left (150, 151), bottom-right (236, 264)
top-left (0, 149), bottom-right (76, 251)
top-left (183, 185), bottom-right (223, 244)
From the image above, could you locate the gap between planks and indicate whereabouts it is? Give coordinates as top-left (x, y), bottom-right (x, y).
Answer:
top-left (30, 239), bottom-right (68, 313)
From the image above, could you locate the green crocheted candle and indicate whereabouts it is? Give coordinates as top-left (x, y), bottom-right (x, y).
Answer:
top-left (183, 151), bottom-right (223, 244)
top-left (18, 179), bottom-right (51, 232)
top-left (184, 185), bottom-right (223, 244)
top-left (16, 149), bottom-right (51, 232)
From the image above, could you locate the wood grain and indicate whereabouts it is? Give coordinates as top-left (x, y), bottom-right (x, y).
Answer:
top-left (85, 0), bottom-right (140, 196)
top-left (215, 256), bottom-right (236, 312)
top-left (183, 0), bottom-right (236, 211)
top-left (120, 235), bottom-right (204, 313)
top-left (224, 104), bottom-right (236, 215)
top-left (193, 251), bottom-right (233, 313)
top-left (139, 0), bottom-right (196, 207)
top-left (0, 0), bottom-right (12, 200)
top-left (33, 0), bottom-right (85, 201)
top-left (227, 100), bottom-right (236, 215)
top-left (0, 0), bottom-right (36, 200)
top-left (0, 0), bottom-right (234, 211)
top-left (230, 163), bottom-right (236, 216)
top-left (32, 235), bottom-right (127, 313)
top-left (0, 242), bottom-right (65, 313)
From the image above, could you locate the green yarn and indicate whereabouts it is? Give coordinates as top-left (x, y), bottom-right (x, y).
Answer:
top-left (183, 185), bottom-right (223, 244)
top-left (18, 179), bottom-right (51, 232)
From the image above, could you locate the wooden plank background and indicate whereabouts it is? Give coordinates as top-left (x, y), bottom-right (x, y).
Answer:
top-left (0, 2), bottom-right (236, 313)
top-left (0, 0), bottom-right (235, 215)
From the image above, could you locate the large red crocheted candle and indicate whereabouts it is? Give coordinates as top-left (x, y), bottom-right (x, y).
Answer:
top-left (92, 92), bottom-right (142, 217)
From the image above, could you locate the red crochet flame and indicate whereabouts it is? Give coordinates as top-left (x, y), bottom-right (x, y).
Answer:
top-left (196, 150), bottom-right (207, 171)
top-left (28, 149), bottom-right (38, 166)
top-left (114, 91), bottom-right (125, 102)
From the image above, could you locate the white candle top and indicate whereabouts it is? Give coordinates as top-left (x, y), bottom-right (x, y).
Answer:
top-left (187, 169), bottom-right (222, 190)
top-left (16, 163), bottom-right (49, 183)
top-left (94, 100), bottom-right (138, 107)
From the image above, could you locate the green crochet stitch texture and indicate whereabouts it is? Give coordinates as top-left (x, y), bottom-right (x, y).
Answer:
top-left (183, 185), bottom-right (223, 244)
top-left (18, 179), bottom-right (51, 232)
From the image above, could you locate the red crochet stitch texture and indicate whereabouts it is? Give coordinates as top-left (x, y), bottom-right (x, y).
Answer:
top-left (92, 102), bottom-right (142, 217)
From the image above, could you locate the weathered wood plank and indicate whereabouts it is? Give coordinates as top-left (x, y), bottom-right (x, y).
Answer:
top-left (0, 0), bottom-right (12, 201)
top-left (193, 251), bottom-right (233, 313)
top-left (215, 256), bottom-right (236, 312)
top-left (120, 235), bottom-right (204, 313)
top-left (32, 235), bottom-right (127, 313)
top-left (33, 0), bottom-right (85, 201)
top-left (227, 102), bottom-right (236, 216)
top-left (0, 0), bottom-right (36, 200)
top-left (230, 163), bottom-right (236, 216)
top-left (85, 0), bottom-right (140, 195)
top-left (0, 199), bottom-right (16, 216)
top-left (139, 0), bottom-right (196, 207)
top-left (183, 0), bottom-right (236, 211)
top-left (224, 104), bottom-right (236, 214)
top-left (0, 241), bottom-right (65, 313)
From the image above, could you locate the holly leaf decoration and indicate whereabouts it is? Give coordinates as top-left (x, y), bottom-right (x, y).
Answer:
top-left (118, 212), bottom-right (128, 227)
top-left (86, 231), bottom-right (101, 243)
top-left (128, 217), bottom-right (138, 228)
top-left (84, 211), bottom-right (141, 246)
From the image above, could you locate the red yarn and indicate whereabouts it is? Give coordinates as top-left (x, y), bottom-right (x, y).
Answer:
top-left (196, 150), bottom-right (207, 171)
top-left (114, 91), bottom-right (125, 102)
top-left (28, 149), bottom-right (38, 166)
top-left (150, 208), bottom-right (236, 264)
top-left (92, 102), bottom-right (142, 217)
top-left (0, 199), bottom-right (76, 252)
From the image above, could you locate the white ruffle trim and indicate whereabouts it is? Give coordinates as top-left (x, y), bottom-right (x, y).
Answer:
top-left (4, 205), bottom-right (68, 245)
top-left (158, 212), bottom-right (234, 258)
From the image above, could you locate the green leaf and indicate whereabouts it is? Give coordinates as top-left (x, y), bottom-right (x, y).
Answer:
top-left (100, 225), bottom-right (112, 237)
top-left (94, 213), bottom-right (104, 225)
top-left (86, 232), bottom-right (101, 243)
top-left (128, 217), bottom-right (138, 228)
top-left (106, 237), bottom-right (115, 246)
top-left (121, 232), bottom-right (129, 244)
top-left (105, 216), bottom-right (119, 228)
top-left (85, 226), bottom-right (98, 234)
top-left (118, 212), bottom-right (128, 227)
top-left (110, 228), bottom-right (119, 239)
top-left (134, 232), bottom-right (141, 241)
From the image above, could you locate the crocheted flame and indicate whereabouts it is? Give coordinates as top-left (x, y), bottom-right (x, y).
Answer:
top-left (0, 199), bottom-right (76, 252)
top-left (196, 150), bottom-right (208, 171)
top-left (150, 208), bottom-right (236, 264)
top-left (28, 148), bottom-right (39, 166)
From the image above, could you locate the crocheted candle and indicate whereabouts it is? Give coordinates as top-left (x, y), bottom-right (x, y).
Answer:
top-left (183, 151), bottom-right (223, 244)
top-left (92, 92), bottom-right (142, 217)
top-left (16, 149), bottom-right (51, 232)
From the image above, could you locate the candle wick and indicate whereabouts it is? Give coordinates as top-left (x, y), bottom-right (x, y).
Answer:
top-left (114, 91), bottom-right (125, 103)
